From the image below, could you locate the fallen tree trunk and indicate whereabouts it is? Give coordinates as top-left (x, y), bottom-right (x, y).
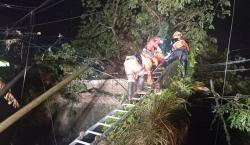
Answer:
top-left (0, 65), bottom-right (89, 133)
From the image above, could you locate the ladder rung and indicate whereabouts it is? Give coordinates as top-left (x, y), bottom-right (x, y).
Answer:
top-left (136, 92), bottom-right (147, 95)
top-left (153, 72), bottom-right (162, 74)
top-left (122, 103), bottom-right (135, 107)
top-left (131, 97), bottom-right (141, 101)
top-left (74, 139), bottom-right (91, 145)
top-left (106, 115), bottom-right (120, 120)
top-left (97, 122), bottom-right (112, 127)
top-left (86, 130), bottom-right (102, 136)
top-left (114, 109), bottom-right (128, 113)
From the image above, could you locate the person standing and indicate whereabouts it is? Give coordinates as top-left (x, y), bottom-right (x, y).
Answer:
top-left (124, 51), bottom-right (145, 101)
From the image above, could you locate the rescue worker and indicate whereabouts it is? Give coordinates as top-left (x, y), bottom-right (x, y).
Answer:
top-left (163, 31), bottom-right (190, 76)
top-left (141, 36), bottom-right (165, 85)
top-left (124, 50), bottom-right (145, 101)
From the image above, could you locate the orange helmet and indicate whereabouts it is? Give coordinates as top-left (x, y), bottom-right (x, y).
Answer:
top-left (172, 31), bottom-right (183, 39)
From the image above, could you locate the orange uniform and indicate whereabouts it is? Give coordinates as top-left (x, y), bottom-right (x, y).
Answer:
top-left (141, 36), bottom-right (164, 85)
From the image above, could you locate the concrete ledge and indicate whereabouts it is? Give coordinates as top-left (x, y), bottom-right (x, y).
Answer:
top-left (84, 79), bottom-right (127, 95)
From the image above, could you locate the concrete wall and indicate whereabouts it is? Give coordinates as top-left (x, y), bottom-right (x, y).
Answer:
top-left (54, 92), bottom-right (120, 144)
top-left (84, 79), bottom-right (127, 95)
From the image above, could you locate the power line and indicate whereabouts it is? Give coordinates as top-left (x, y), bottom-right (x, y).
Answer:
top-left (208, 58), bottom-right (250, 66)
top-left (31, 12), bottom-right (100, 27)
top-left (213, 68), bottom-right (250, 73)
top-left (10, 0), bottom-right (52, 28)
top-left (20, 11), bottom-right (35, 99)
top-left (32, 15), bottom-right (82, 27)
top-left (36, 0), bottom-right (65, 14)
top-left (231, 48), bottom-right (250, 52)
top-left (0, 12), bottom-right (99, 30)
top-left (221, 0), bottom-right (236, 97)
top-left (215, 0), bottom-right (235, 145)
top-left (0, 4), bottom-right (31, 11)
top-left (0, 3), bottom-right (35, 9)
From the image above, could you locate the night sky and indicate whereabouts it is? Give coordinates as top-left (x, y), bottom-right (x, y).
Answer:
top-left (0, 0), bottom-right (249, 57)
top-left (0, 1), bottom-right (249, 145)
top-left (0, 0), bottom-right (83, 44)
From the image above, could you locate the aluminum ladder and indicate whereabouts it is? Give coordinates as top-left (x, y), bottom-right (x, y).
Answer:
top-left (69, 69), bottom-right (163, 145)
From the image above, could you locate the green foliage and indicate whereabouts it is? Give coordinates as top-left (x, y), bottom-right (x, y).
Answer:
top-left (224, 97), bottom-right (250, 132)
top-left (169, 76), bottom-right (193, 98)
top-left (108, 65), bottom-right (194, 144)
top-left (73, 0), bottom-right (232, 144)
top-left (109, 94), bottom-right (181, 145)
top-left (61, 74), bottom-right (87, 102)
top-left (36, 43), bottom-right (78, 85)
top-left (75, 0), bottom-right (230, 60)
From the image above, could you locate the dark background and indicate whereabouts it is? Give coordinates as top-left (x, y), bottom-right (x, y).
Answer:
top-left (0, 0), bottom-right (83, 44)
top-left (0, 0), bottom-right (250, 53)
top-left (0, 1), bottom-right (249, 145)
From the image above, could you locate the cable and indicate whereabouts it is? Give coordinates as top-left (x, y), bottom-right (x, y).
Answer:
top-left (208, 58), bottom-right (250, 66)
top-left (213, 68), bottom-right (250, 73)
top-left (221, 0), bottom-right (236, 97)
top-left (214, 1), bottom-right (236, 145)
top-left (0, 3), bottom-right (35, 9)
top-left (0, 12), bottom-right (99, 30)
top-left (0, 4), bottom-right (31, 11)
top-left (30, 12), bottom-right (100, 27)
top-left (36, 0), bottom-right (65, 14)
top-left (20, 39), bottom-right (128, 93)
top-left (20, 12), bottom-right (35, 99)
top-left (10, 0), bottom-right (52, 28)
top-left (231, 48), bottom-right (250, 52)
top-left (32, 15), bottom-right (82, 27)
top-left (93, 68), bottom-right (127, 91)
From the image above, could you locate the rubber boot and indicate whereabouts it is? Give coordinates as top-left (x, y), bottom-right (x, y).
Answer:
top-left (137, 75), bottom-right (145, 92)
top-left (128, 82), bottom-right (135, 101)
top-left (182, 60), bottom-right (188, 77)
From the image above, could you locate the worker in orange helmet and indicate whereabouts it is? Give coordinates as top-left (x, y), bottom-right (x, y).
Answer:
top-left (124, 49), bottom-right (145, 101)
top-left (163, 31), bottom-right (190, 76)
top-left (141, 36), bottom-right (165, 85)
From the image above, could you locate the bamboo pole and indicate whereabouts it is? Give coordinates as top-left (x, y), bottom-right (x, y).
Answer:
top-left (0, 66), bottom-right (31, 98)
top-left (0, 65), bottom-right (89, 133)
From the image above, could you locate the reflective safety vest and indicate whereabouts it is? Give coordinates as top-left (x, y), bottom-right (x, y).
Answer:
top-left (141, 48), bottom-right (154, 59)
top-left (172, 39), bottom-right (190, 51)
